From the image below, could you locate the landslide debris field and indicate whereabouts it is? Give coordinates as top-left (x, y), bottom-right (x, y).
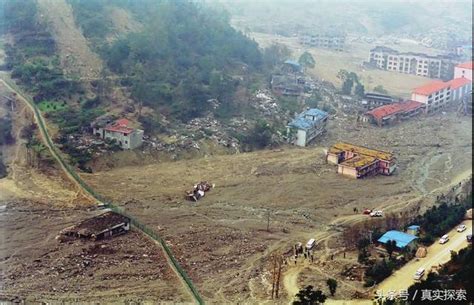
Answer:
top-left (82, 113), bottom-right (472, 303)
top-left (0, 200), bottom-right (190, 304)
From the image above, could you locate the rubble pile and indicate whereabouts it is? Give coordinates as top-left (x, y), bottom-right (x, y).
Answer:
top-left (185, 181), bottom-right (214, 202)
top-left (3, 231), bottom-right (171, 295)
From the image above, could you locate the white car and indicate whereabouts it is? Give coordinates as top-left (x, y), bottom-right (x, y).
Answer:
top-left (439, 234), bottom-right (449, 244)
top-left (370, 210), bottom-right (383, 217)
top-left (414, 268), bottom-right (425, 280)
top-left (457, 225), bottom-right (466, 232)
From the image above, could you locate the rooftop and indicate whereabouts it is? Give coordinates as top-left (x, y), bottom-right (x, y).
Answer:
top-left (412, 80), bottom-right (450, 96)
top-left (457, 61), bottom-right (473, 69)
top-left (366, 100), bottom-right (424, 120)
top-left (104, 118), bottom-right (135, 135)
top-left (328, 142), bottom-right (393, 161)
top-left (378, 230), bottom-right (418, 248)
top-left (66, 211), bottom-right (130, 236)
top-left (340, 155), bottom-right (378, 168)
top-left (287, 108), bottom-right (329, 131)
top-left (407, 225), bottom-right (420, 230)
top-left (447, 77), bottom-right (471, 90)
top-left (284, 59), bottom-right (301, 68)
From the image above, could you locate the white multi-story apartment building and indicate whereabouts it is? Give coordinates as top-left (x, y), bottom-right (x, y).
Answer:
top-left (454, 61), bottom-right (472, 81)
top-left (369, 46), bottom-right (458, 80)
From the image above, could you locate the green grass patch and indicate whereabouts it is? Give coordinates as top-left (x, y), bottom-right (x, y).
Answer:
top-left (37, 100), bottom-right (68, 113)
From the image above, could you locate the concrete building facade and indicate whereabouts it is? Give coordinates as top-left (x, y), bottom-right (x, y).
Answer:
top-left (287, 108), bottom-right (329, 147)
top-left (299, 33), bottom-right (345, 51)
top-left (411, 81), bottom-right (451, 114)
top-left (448, 78), bottom-right (472, 103)
top-left (369, 46), bottom-right (458, 80)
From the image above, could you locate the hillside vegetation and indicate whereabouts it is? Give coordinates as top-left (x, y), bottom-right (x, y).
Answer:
top-left (68, 0), bottom-right (264, 122)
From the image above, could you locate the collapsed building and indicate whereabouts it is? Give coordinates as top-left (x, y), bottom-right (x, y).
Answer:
top-left (326, 142), bottom-right (396, 178)
top-left (411, 78), bottom-right (472, 114)
top-left (368, 46), bottom-right (459, 80)
top-left (287, 108), bottom-right (329, 147)
top-left (362, 92), bottom-right (396, 110)
top-left (271, 74), bottom-right (304, 96)
top-left (93, 118), bottom-right (144, 150)
top-left (364, 100), bottom-right (425, 127)
top-left (58, 211), bottom-right (130, 241)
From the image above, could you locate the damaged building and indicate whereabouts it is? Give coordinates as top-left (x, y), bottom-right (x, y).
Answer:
top-left (362, 92), bottom-right (396, 109)
top-left (271, 74), bottom-right (304, 96)
top-left (365, 100), bottom-right (425, 127)
top-left (411, 77), bottom-right (472, 114)
top-left (326, 143), bottom-right (396, 178)
top-left (58, 211), bottom-right (130, 241)
top-left (287, 108), bottom-right (329, 147)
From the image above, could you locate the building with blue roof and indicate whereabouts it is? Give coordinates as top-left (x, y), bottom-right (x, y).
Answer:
top-left (377, 230), bottom-right (418, 251)
top-left (284, 59), bottom-right (301, 70)
top-left (406, 225), bottom-right (420, 236)
top-left (287, 108), bottom-right (329, 147)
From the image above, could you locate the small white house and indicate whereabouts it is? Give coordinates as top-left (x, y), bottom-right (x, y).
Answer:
top-left (287, 108), bottom-right (329, 147)
top-left (93, 118), bottom-right (143, 150)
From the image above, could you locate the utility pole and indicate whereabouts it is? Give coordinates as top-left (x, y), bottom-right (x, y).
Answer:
top-left (266, 209), bottom-right (271, 232)
top-left (271, 255), bottom-right (276, 299)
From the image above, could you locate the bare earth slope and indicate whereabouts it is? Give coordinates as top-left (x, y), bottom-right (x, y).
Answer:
top-left (37, 0), bottom-right (103, 79)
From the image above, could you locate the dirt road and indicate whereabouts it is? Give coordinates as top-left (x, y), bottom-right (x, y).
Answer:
top-left (376, 220), bottom-right (472, 295)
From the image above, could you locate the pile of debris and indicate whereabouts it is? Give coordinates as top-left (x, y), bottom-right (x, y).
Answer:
top-left (57, 211), bottom-right (130, 241)
top-left (185, 181), bottom-right (214, 202)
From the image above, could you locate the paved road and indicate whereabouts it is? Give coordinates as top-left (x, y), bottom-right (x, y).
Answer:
top-left (377, 219), bottom-right (472, 295)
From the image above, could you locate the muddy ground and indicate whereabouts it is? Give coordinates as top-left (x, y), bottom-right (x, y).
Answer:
top-left (0, 200), bottom-right (190, 304)
top-left (82, 112), bottom-right (472, 303)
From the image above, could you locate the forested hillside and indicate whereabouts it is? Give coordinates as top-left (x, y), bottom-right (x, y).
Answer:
top-left (68, 0), bottom-right (264, 122)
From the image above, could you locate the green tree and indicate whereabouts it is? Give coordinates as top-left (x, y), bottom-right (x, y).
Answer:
top-left (385, 240), bottom-right (397, 259)
top-left (355, 83), bottom-right (365, 97)
top-left (293, 285), bottom-right (327, 305)
top-left (373, 85), bottom-right (388, 94)
top-left (298, 51), bottom-right (316, 69)
top-left (341, 79), bottom-right (353, 95)
top-left (263, 43), bottom-right (291, 69)
top-left (326, 278), bottom-right (338, 296)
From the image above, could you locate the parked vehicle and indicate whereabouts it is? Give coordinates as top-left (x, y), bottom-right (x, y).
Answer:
top-left (363, 209), bottom-right (372, 215)
top-left (439, 234), bottom-right (449, 244)
top-left (413, 268), bottom-right (425, 280)
top-left (370, 210), bottom-right (383, 217)
top-left (467, 234), bottom-right (472, 243)
top-left (306, 238), bottom-right (316, 250)
top-left (457, 224), bottom-right (466, 232)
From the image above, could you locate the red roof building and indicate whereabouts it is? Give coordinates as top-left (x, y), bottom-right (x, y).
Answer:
top-left (366, 100), bottom-right (424, 126)
top-left (456, 62), bottom-right (473, 70)
top-left (104, 118), bottom-right (134, 135)
top-left (412, 81), bottom-right (450, 96)
top-left (447, 77), bottom-right (471, 90)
